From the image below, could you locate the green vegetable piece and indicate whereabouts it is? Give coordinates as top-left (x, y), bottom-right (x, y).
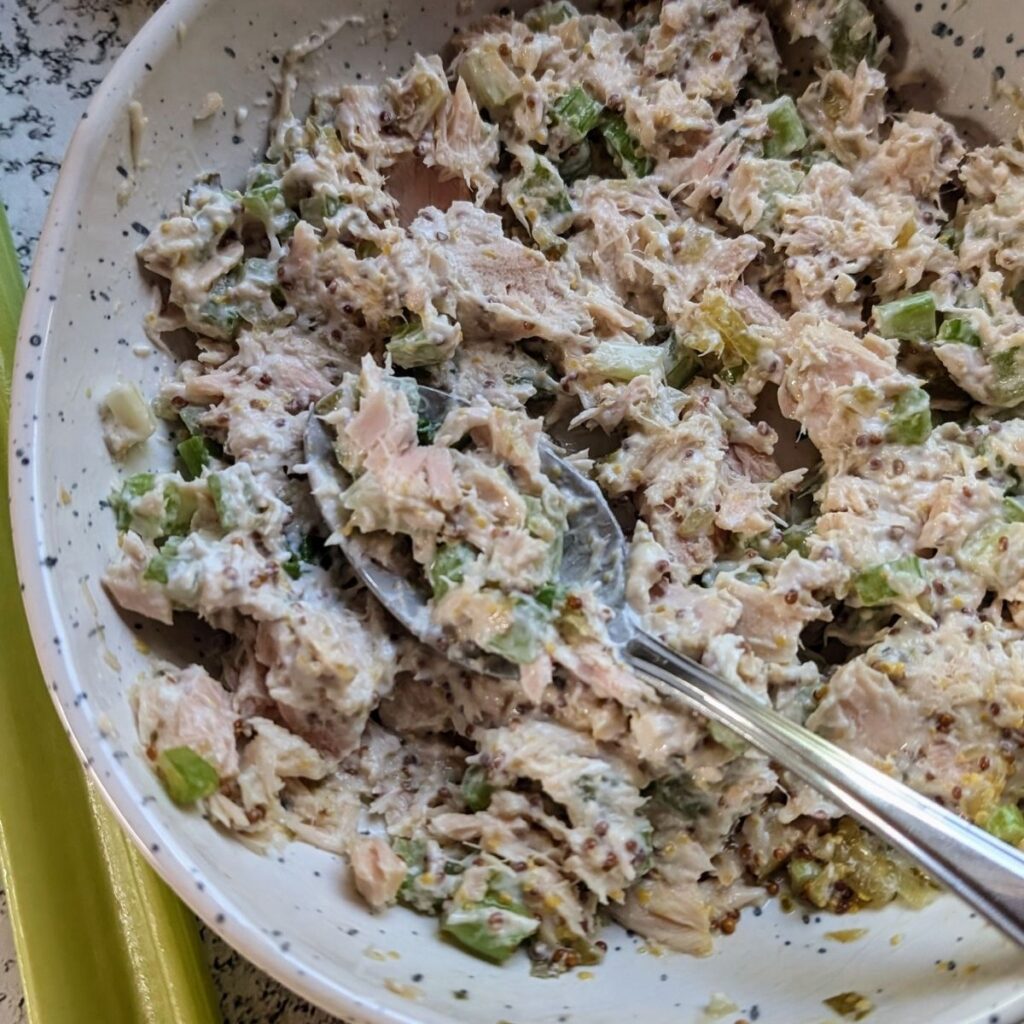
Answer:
top-left (983, 803), bottom-right (1024, 847)
top-left (992, 346), bottom-right (1024, 406)
top-left (707, 719), bottom-right (748, 754)
top-left (551, 85), bottom-right (604, 144)
top-left (662, 333), bottom-right (700, 389)
top-left (523, 1), bottom-right (578, 30)
top-left (505, 156), bottom-right (573, 250)
top-left (143, 555), bottom-right (169, 585)
top-left (646, 774), bottom-right (710, 820)
top-left (429, 543), bottom-right (475, 600)
top-left (206, 473), bottom-right (235, 531)
top-left (873, 292), bottom-right (937, 341)
top-left (177, 436), bottom-right (211, 481)
top-left (282, 555), bottom-right (301, 580)
top-left (781, 520), bottom-right (815, 557)
top-left (599, 114), bottom-right (653, 178)
top-left (484, 597), bottom-right (551, 665)
top-left (298, 191), bottom-right (341, 226)
top-left (387, 316), bottom-right (445, 369)
top-left (852, 555), bottom-right (925, 607)
top-left (887, 387), bottom-right (931, 445)
top-left (938, 223), bottom-right (963, 251)
top-left (936, 316), bottom-right (981, 347)
top-left (459, 48), bottom-right (521, 112)
top-left (162, 485), bottom-right (196, 537)
top-left (587, 341), bottom-right (664, 382)
top-left (110, 473), bottom-right (156, 531)
top-left (535, 581), bottom-right (567, 610)
top-left (178, 405), bottom-right (205, 436)
top-left (442, 877), bottom-right (538, 963)
top-left (242, 183), bottom-right (298, 238)
top-left (787, 856), bottom-right (821, 893)
top-left (764, 96), bottom-right (807, 158)
top-left (156, 747), bottom-right (219, 805)
top-left (1004, 496), bottom-right (1024, 523)
top-left (461, 765), bottom-right (493, 812)
top-left (830, 0), bottom-right (878, 71)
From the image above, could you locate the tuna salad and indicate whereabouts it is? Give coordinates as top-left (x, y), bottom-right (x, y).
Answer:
top-left (102, 0), bottom-right (1024, 972)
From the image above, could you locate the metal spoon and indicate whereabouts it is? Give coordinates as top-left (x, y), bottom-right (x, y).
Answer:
top-left (305, 384), bottom-right (1024, 949)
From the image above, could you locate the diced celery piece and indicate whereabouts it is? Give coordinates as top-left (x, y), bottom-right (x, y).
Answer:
top-left (992, 346), bottom-right (1024, 406)
top-left (1004, 495), bottom-right (1024, 523)
top-left (887, 387), bottom-right (931, 445)
top-left (586, 341), bottom-right (663, 382)
top-left (461, 765), bottom-right (493, 812)
top-left (178, 405), bottom-right (205, 436)
top-left (429, 543), bottom-right (476, 600)
top-left (143, 555), bottom-right (169, 585)
top-left (156, 747), bottom-right (219, 805)
top-left (599, 114), bottom-right (652, 178)
top-left (387, 316), bottom-right (447, 369)
top-left (983, 803), bottom-right (1024, 846)
top-left (551, 85), bottom-right (604, 144)
top-left (484, 596), bottom-right (551, 664)
top-left (459, 48), bottom-right (521, 112)
top-left (176, 436), bottom-right (211, 480)
top-left (298, 191), bottom-right (342, 226)
top-left (646, 774), bottom-right (710, 819)
top-left (242, 183), bottom-right (298, 237)
top-left (830, 0), bottom-right (878, 71)
top-left (161, 484), bottom-right (196, 537)
top-left (282, 533), bottom-right (320, 581)
top-left (874, 293), bottom-right (937, 341)
top-left (707, 719), bottom-right (748, 754)
top-left (524, 1), bottom-right (578, 30)
top-left (851, 555), bottom-right (925, 607)
top-left (206, 473), bottom-right (235, 531)
top-left (441, 876), bottom-right (538, 963)
top-left (110, 473), bottom-right (155, 531)
top-left (938, 223), bottom-right (964, 251)
top-left (535, 581), bottom-right (567, 610)
top-left (661, 333), bottom-right (700, 389)
top-left (764, 96), bottom-right (807, 158)
top-left (936, 316), bottom-right (981, 347)
top-left (504, 155), bottom-right (573, 250)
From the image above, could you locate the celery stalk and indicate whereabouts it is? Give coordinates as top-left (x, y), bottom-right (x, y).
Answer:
top-left (0, 202), bottom-right (219, 1024)
top-left (764, 96), bottom-right (807, 158)
top-left (874, 293), bottom-right (937, 341)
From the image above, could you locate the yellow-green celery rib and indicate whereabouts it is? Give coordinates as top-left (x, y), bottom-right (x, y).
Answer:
top-left (0, 200), bottom-right (220, 1024)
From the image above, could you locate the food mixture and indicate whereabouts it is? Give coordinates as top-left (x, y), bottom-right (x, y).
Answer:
top-left (102, 0), bottom-right (1024, 971)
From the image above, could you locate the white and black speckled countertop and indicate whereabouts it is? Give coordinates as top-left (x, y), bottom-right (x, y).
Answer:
top-left (0, 2), bottom-right (340, 1020)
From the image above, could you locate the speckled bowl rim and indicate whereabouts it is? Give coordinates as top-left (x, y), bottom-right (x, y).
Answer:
top-left (10, 2), bottom-right (1024, 1022)
top-left (6, 0), bottom-right (442, 1019)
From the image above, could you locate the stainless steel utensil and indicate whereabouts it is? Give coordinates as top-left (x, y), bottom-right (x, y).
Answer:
top-left (305, 384), bottom-right (1024, 950)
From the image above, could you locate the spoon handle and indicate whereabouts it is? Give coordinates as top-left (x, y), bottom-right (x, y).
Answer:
top-left (624, 629), bottom-right (1024, 949)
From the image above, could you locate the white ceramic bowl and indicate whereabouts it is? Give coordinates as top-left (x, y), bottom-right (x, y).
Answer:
top-left (10, 1), bottom-right (1024, 1021)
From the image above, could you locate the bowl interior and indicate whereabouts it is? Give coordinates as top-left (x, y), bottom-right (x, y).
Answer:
top-left (10, 0), bottom-right (1024, 1021)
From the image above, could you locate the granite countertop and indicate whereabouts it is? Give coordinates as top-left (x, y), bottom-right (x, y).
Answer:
top-left (0, 2), bottom-right (339, 1020)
